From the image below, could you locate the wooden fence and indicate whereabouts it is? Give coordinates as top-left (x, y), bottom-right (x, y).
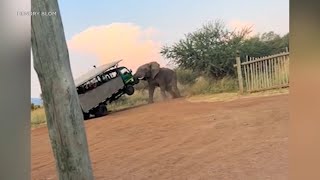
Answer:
top-left (234, 50), bottom-right (290, 93)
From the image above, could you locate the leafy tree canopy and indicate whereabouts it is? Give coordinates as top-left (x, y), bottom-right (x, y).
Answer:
top-left (161, 20), bottom-right (289, 78)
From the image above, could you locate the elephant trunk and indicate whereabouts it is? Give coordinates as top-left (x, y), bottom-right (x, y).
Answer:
top-left (133, 72), bottom-right (147, 80)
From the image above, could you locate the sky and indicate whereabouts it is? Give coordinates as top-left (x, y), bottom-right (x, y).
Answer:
top-left (31, 0), bottom-right (289, 98)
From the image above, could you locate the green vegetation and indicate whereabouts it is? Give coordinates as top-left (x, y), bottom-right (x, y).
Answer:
top-left (175, 68), bottom-right (198, 85)
top-left (161, 20), bottom-right (289, 79)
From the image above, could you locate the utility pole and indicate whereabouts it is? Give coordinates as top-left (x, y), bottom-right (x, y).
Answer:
top-left (31, 0), bottom-right (94, 179)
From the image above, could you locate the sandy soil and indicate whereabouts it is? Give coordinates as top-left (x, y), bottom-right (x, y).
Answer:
top-left (32, 94), bottom-right (288, 180)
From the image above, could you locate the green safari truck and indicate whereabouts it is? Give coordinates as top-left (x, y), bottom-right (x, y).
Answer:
top-left (74, 60), bottom-right (139, 120)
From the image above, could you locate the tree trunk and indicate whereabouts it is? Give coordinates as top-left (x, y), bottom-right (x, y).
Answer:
top-left (31, 0), bottom-right (94, 179)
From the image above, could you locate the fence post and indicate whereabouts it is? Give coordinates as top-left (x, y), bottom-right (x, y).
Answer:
top-left (236, 50), bottom-right (244, 94)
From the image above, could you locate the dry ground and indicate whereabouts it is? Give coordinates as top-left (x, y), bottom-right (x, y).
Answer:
top-left (32, 94), bottom-right (288, 180)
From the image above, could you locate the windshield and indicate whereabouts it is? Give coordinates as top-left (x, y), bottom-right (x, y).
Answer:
top-left (119, 67), bottom-right (130, 75)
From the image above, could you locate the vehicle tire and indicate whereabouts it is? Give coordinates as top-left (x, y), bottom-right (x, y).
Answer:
top-left (125, 85), bottom-right (135, 95)
top-left (83, 112), bottom-right (90, 120)
top-left (94, 104), bottom-right (108, 117)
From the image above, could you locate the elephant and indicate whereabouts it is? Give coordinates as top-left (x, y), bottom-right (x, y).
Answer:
top-left (134, 61), bottom-right (181, 103)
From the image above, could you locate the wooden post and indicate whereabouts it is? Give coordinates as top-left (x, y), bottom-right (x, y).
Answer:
top-left (31, 0), bottom-right (94, 179)
top-left (236, 51), bottom-right (244, 93)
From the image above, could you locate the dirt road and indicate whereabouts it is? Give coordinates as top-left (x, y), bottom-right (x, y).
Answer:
top-left (32, 94), bottom-right (288, 180)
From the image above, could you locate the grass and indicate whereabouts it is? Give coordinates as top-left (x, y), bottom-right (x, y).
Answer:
top-left (108, 91), bottom-right (149, 112)
top-left (187, 88), bottom-right (289, 103)
top-left (108, 88), bottom-right (169, 111)
top-left (31, 108), bottom-right (47, 128)
top-left (187, 76), bottom-right (238, 95)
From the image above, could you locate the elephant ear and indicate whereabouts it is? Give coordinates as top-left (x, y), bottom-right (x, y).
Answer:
top-left (149, 61), bottom-right (160, 79)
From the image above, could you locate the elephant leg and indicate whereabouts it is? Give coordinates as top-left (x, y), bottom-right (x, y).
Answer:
top-left (166, 86), bottom-right (177, 98)
top-left (148, 86), bottom-right (155, 104)
top-left (171, 80), bottom-right (181, 98)
top-left (169, 89), bottom-right (177, 98)
top-left (173, 85), bottom-right (181, 98)
top-left (171, 75), bottom-right (181, 98)
top-left (160, 85), bottom-right (167, 100)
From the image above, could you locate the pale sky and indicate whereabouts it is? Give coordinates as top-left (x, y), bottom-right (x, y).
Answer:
top-left (31, 0), bottom-right (289, 98)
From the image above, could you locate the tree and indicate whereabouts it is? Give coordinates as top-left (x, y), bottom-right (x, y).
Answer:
top-left (239, 31), bottom-right (289, 58)
top-left (31, 0), bottom-right (93, 179)
top-left (261, 31), bottom-right (281, 42)
top-left (161, 20), bottom-right (289, 79)
top-left (161, 20), bottom-right (252, 78)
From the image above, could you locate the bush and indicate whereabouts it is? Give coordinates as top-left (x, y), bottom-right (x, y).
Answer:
top-left (31, 103), bottom-right (42, 111)
top-left (161, 19), bottom-right (289, 79)
top-left (188, 76), bottom-right (238, 95)
top-left (161, 20), bottom-right (252, 78)
top-left (31, 103), bottom-right (35, 110)
top-left (175, 68), bottom-right (198, 85)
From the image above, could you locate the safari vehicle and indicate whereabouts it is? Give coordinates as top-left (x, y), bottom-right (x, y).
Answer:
top-left (74, 60), bottom-right (139, 120)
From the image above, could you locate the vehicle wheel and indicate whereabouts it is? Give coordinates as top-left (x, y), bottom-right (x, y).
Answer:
top-left (94, 104), bottom-right (108, 117)
top-left (83, 112), bottom-right (90, 120)
top-left (125, 85), bottom-right (135, 95)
